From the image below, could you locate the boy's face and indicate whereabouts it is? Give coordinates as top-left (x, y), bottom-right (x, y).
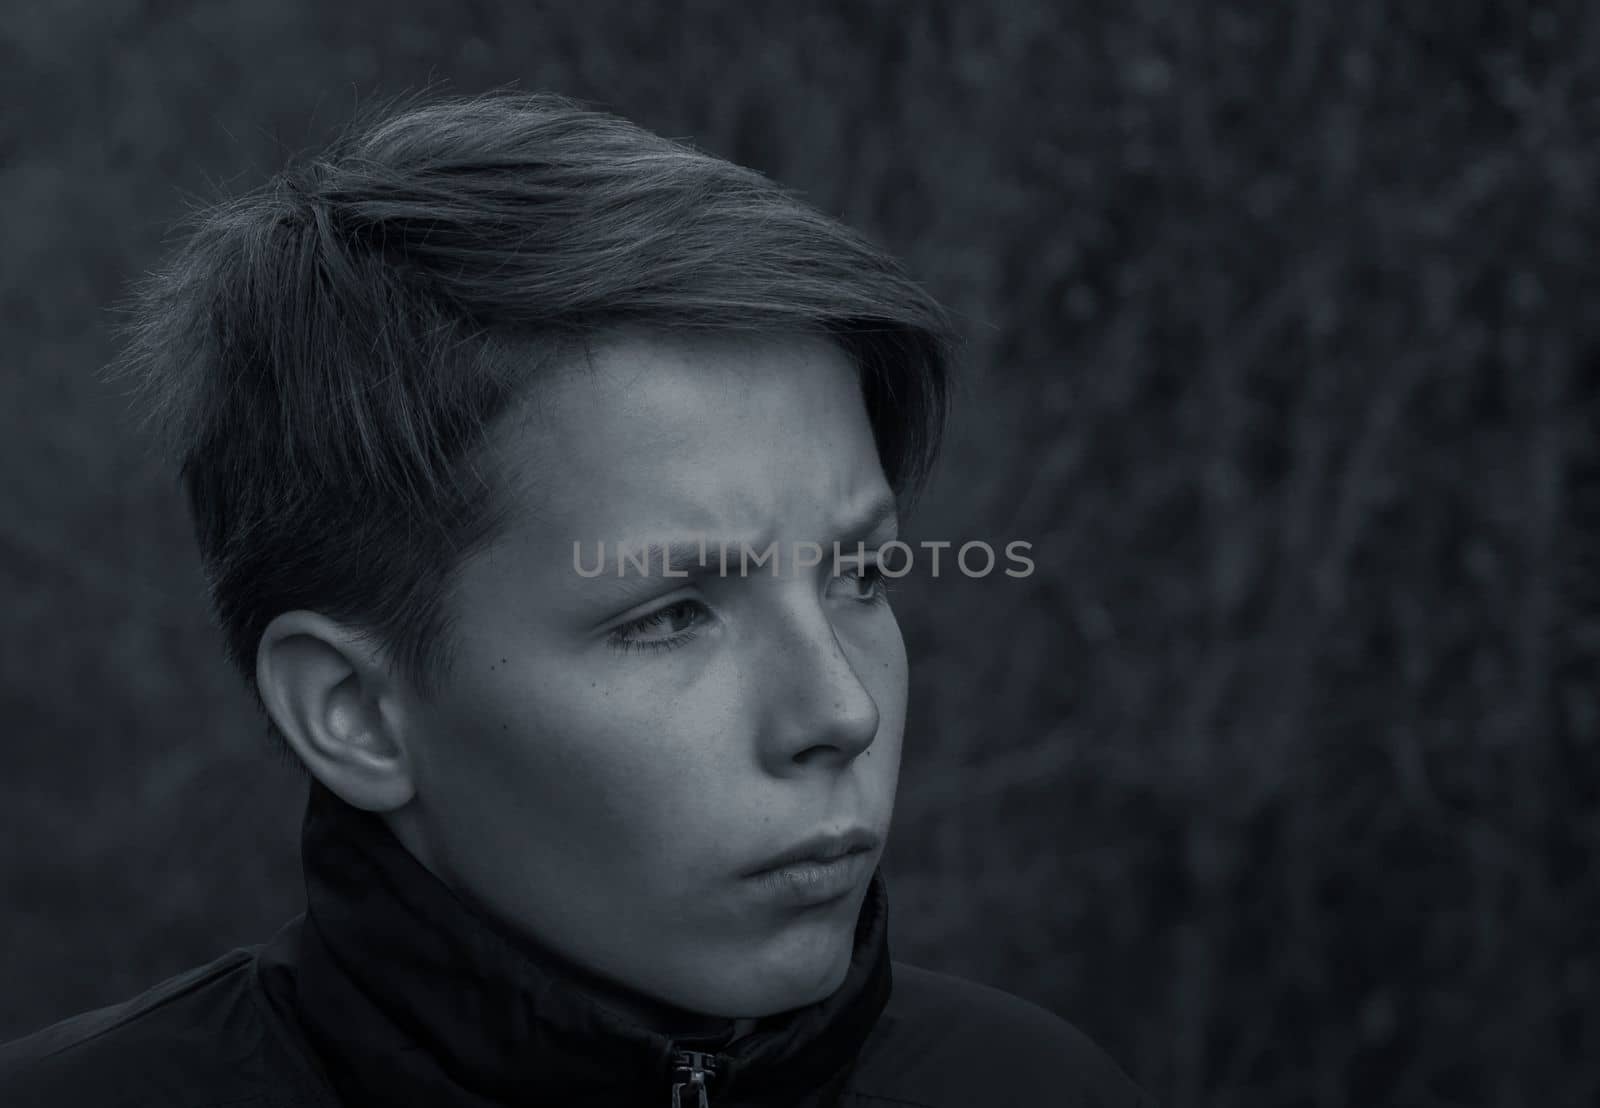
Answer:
top-left (392, 331), bottom-right (906, 1020)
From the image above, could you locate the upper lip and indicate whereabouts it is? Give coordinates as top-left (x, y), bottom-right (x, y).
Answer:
top-left (743, 828), bottom-right (882, 876)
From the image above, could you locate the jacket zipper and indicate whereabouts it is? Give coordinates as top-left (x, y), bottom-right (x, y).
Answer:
top-left (668, 1048), bottom-right (719, 1108)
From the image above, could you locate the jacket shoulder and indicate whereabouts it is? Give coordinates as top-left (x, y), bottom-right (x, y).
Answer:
top-left (0, 947), bottom-right (312, 1108)
top-left (847, 961), bottom-right (1155, 1108)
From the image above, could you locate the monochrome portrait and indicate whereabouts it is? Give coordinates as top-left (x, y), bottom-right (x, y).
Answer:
top-left (3, 6), bottom-right (1591, 1107)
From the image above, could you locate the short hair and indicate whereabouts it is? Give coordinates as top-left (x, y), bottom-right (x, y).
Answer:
top-left (109, 89), bottom-right (955, 759)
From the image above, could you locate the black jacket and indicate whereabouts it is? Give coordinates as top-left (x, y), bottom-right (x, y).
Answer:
top-left (1, 783), bottom-right (1155, 1107)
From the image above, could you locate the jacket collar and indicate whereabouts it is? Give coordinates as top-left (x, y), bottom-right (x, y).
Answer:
top-left (282, 781), bottom-right (892, 1107)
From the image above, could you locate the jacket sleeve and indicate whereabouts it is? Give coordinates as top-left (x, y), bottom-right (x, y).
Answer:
top-left (853, 962), bottom-right (1157, 1107)
top-left (966, 983), bottom-right (1156, 1107)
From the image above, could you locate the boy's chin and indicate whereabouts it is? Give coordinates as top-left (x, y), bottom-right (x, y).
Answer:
top-left (685, 939), bottom-right (856, 1020)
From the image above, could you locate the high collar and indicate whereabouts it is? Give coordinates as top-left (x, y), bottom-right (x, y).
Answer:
top-left (281, 781), bottom-right (893, 1107)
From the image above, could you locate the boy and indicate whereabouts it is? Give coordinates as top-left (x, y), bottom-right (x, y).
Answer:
top-left (0, 91), bottom-right (1153, 1107)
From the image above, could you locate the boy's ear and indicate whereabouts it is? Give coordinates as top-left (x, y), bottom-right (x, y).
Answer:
top-left (255, 610), bottom-right (417, 812)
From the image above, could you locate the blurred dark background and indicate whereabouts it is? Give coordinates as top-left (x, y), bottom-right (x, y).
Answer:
top-left (3, 3), bottom-right (1596, 1105)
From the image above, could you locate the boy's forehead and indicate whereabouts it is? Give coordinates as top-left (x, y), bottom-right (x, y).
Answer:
top-left (541, 330), bottom-right (853, 421)
top-left (480, 330), bottom-right (884, 539)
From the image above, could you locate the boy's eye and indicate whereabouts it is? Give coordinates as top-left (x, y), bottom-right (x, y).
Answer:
top-left (607, 561), bottom-right (894, 659)
top-left (607, 600), bottom-right (707, 655)
top-left (841, 562), bottom-right (893, 604)
top-left (630, 600), bottom-right (701, 636)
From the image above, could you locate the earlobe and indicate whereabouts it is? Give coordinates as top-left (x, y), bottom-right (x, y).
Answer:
top-left (255, 611), bottom-right (416, 812)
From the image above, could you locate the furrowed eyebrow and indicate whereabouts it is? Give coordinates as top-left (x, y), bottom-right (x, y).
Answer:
top-left (592, 494), bottom-right (901, 585)
top-left (830, 492), bottom-right (901, 548)
top-left (641, 539), bottom-right (738, 579)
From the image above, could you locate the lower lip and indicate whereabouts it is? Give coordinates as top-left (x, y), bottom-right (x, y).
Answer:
top-left (745, 849), bottom-right (875, 907)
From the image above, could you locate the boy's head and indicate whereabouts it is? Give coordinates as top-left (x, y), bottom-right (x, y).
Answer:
top-left (113, 91), bottom-right (953, 1022)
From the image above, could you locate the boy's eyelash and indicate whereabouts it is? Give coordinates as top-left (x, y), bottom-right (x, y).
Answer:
top-left (604, 564), bottom-right (893, 656)
top-left (606, 600), bottom-right (706, 655)
top-left (852, 562), bottom-right (895, 603)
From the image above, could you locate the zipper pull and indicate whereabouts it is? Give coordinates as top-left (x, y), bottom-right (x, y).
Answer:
top-left (669, 1049), bottom-right (719, 1108)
